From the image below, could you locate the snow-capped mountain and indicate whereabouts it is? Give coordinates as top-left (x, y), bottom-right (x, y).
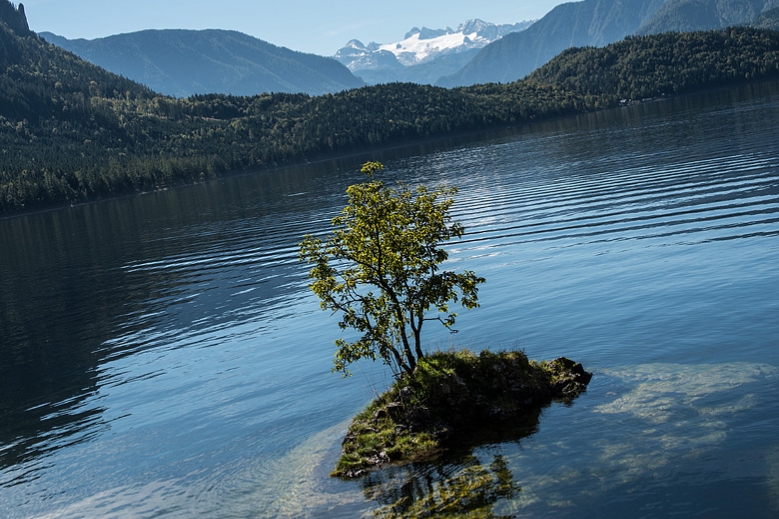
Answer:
top-left (334, 19), bottom-right (535, 73)
top-left (336, 40), bottom-right (405, 72)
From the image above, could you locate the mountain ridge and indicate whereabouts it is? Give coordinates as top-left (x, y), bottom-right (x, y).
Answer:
top-left (0, 0), bottom-right (28, 36)
top-left (751, 6), bottom-right (779, 27)
top-left (5, 0), bottom-right (779, 216)
top-left (438, 0), bottom-right (779, 87)
top-left (437, 0), bottom-right (669, 87)
top-left (40, 29), bottom-right (365, 97)
top-left (636, 0), bottom-right (779, 34)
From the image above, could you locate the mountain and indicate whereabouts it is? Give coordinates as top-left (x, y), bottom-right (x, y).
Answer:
top-left (437, 0), bottom-right (779, 86)
top-left (0, 0), bottom-right (28, 36)
top-left (334, 19), bottom-right (534, 85)
top-left (437, 0), bottom-right (670, 87)
top-left (39, 29), bottom-right (365, 97)
top-left (4, 0), bottom-right (779, 215)
top-left (0, 7), bottom-right (590, 215)
top-left (343, 46), bottom-right (483, 85)
top-left (636, 0), bottom-right (779, 34)
top-left (751, 6), bottom-right (779, 27)
top-left (1, 14), bottom-right (154, 122)
top-left (528, 26), bottom-right (779, 98)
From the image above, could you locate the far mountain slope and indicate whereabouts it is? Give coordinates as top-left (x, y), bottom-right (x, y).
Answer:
top-left (4, 0), bottom-right (779, 216)
top-left (40, 29), bottom-right (365, 97)
top-left (636, 0), bottom-right (779, 34)
top-left (751, 6), bottom-right (779, 27)
top-left (437, 0), bottom-right (669, 87)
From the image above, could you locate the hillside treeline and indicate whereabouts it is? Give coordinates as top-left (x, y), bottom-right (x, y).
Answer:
top-left (2, 21), bottom-right (779, 214)
top-left (528, 26), bottom-right (779, 99)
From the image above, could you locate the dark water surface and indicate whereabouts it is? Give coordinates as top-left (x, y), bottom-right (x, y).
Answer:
top-left (1, 82), bottom-right (778, 518)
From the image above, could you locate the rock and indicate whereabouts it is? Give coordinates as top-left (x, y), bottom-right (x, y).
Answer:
top-left (385, 401), bottom-right (405, 419)
top-left (547, 357), bottom-right (593, 397)
top-left (367, 451), bottom-right (391, 466)
top-left (406, 405), bottom-right (431, 430)
top-left (333, 351), bottom-right (593, 478)
top-left (571, 361), bottom-right (593, 385)
top-left (341, 432), bottom-right (356, 446)
top-left (1, 2), bottom-right (30, 36)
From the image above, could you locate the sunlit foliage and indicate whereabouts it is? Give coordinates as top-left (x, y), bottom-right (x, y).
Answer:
top-left (300, 162), bottom-right (484, 376)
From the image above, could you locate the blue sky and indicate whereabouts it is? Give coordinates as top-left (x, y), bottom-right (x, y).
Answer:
top-left (20, 0), bottom-right (568, 56)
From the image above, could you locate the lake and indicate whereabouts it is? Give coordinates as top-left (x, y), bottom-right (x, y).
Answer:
top-left (1, 81), bottom-right (778, 518)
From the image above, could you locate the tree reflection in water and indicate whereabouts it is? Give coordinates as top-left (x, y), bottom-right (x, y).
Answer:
top-left (351, 371), bottom-right (590, 518)
top-left (364, 453), bottom-right (520, 518)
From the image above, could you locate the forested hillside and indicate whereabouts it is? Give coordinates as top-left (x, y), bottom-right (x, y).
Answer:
top-left (0, 13), bottom-right (593, 215)
top-left (2, 0), bottom-right (779, 216)
top-left (528, 27), bottom-right (779, 99)
top-left (0, 0), bottom-right (28, 36)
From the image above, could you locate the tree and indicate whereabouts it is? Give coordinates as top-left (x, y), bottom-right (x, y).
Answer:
top-left (300, 161), bottom-right (485, 376)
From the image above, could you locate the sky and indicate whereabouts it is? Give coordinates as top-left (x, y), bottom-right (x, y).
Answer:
top-left (19, 0), bottom-right (569, 56)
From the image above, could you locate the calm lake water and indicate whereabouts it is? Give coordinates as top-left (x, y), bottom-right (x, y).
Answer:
top-left (1, 82), bottom-right (779, 518)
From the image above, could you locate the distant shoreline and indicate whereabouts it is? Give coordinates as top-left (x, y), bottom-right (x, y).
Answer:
top-left (3, 77), bottom-right (778, 222)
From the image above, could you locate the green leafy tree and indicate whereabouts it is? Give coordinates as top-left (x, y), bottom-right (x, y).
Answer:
top-left (300, 161), bottom-right (485, 376)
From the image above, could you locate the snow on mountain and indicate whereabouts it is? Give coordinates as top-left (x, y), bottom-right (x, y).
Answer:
top-left (378, 29), bottom-right (483, 66)
top-left (335, 39), bottom-right (404, 71)
top-left (335, 19), bottom-right (535, 71)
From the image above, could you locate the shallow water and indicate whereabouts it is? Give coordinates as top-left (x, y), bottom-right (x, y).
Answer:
top-left (1, 81), bottom-right (778, 518)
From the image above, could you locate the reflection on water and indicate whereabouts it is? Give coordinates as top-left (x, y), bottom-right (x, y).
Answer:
top-left (254, 361), bottom-right (779, 518)
top-left (367, 454), bottom-right (520, 519)
top-left (252, 413), bottom-right (532, 519)
top-left (362, 362), bottom-right (778, 519)
top-left (500, 362), bottom-right (779, 517)
top-left (357, 377), bottom-right (569, 519)
top-left (0, 161), bottom-right (347, 479)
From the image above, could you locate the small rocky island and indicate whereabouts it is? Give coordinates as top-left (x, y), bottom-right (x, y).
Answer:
top-left (333, 349), bottom-right (592, 478)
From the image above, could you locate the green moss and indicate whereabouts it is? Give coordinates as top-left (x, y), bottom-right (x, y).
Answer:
top-left (332, 349), bottom-right (592, 478)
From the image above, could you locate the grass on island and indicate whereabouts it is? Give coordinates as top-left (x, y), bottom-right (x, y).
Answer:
top-left (333, 349), bottom-right (591, 478)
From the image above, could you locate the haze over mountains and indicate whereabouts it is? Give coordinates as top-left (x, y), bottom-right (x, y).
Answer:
top-left (40, 29), bottom-right (365, 97)
top-left (752, 6), bottom-right (779, 27)
top-left (33, 0), bottom-right (779, 95)
top-left (637, 0), bottom-right (779, 35)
